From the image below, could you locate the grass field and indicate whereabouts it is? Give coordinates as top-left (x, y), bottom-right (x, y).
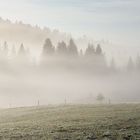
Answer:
top-left (0, 104), bottom-right (139, 140)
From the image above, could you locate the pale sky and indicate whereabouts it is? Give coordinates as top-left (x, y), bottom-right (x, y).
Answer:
top-left (0, 0), bottom-right (140, 48)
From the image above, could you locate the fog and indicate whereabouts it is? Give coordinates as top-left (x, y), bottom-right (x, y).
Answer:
top-left (1, 61), bottom-right (140, 108)
top-left (0, 35), bottom-right (139, 108)
top-left (0, 19), bottom-right (139, 108)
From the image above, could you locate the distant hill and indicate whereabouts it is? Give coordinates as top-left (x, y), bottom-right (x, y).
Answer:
top-left (0, 18), bottom-right (93, 50)
top-left (0, 18), bottom-right (119, 64)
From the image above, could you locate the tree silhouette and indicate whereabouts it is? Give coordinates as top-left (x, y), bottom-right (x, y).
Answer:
top-left (42, 38), bottom-right (55, 57)
top-left (3, 41), bottom-right (8, 56)
top-left (85, 44), bottom-right (95, 56)
top-left (67, 39), bottom-right (78, 56)
top-left (18, 43), bottom-right (26, 56)
top-left (127, 56), bottom-right (134, 71)
top-left (96, 93), bottom-right (105, 103)
top-left (96, 44), bottom-right (102, 55)
top-left (79, 49), bottom-right (83, 56)
top-left (57, 41), bottom-right (67, 55)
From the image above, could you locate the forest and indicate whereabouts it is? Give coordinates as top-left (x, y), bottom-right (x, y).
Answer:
top-left (0, 38), bottom-right (139, 75)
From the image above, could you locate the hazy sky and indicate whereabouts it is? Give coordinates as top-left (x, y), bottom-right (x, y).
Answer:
top-left (0, 0), bottom-right (140, 47)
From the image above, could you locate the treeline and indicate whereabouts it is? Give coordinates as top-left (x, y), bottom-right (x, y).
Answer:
top-left (40, 38), bottom-right (107, 74)
top-left (0, 38), bottom-right (140, 74)
top-left (41, 38), bottom-right (103, 56)
top-left (40, 38), bottom-right (140, 73)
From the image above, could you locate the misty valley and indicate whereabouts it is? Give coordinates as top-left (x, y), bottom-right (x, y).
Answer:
top-left (0, 3), bottom-right (139, 138)
top-left (0, 37), bottom-right (139, 107)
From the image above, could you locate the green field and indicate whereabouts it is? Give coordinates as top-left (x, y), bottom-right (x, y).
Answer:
top-left (0, 104), bottom-right (139, 140)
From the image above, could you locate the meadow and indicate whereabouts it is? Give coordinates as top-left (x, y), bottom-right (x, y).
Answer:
top-left (0, 104), bottom-right (139, 140)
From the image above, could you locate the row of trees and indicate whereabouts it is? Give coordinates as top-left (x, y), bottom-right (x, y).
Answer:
top-left (42, 38), bottom-right (103, 57)
top-left (127, 56), bottom-right (140, 71)
top-left (0, 39), bottom-right (103, 58)
top-left (0, 41), bottom-right (29, 57)
top-left (0, 38), bottom-right (140, 73)
top-left (41, 39), bottom-right (107, 73)
top-left (110, 55), bottom-right (140, 72)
